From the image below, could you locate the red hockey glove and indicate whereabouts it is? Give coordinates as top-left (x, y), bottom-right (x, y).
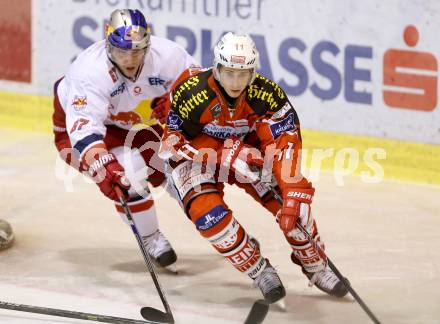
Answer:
top-left (277, 187), bottom-right (315, 233)
top-left (217, 137), bottom-right (264, 183)
top-left (150, 92), bottom-right (169, 124)
top-left (88, 153), bottom-right (130, 201)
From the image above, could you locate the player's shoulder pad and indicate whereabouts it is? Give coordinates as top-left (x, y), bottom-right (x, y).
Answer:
top-left (246, 74), bottom-right (289, 115)
top-left (150, 35), bottom-right (187, 57)
top-left (69, 41), bottom-right (113, 86)
top-left (170, 68), bottom-right (216, 121)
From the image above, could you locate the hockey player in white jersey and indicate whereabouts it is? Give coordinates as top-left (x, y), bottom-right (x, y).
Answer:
top-left (52, 9), bottom-right (198, 269)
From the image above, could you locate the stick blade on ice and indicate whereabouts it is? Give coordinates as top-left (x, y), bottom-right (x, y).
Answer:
top-left (244, 299), bottom-right (269, 324)
top-left (140, 307), bottom-right (174, 323)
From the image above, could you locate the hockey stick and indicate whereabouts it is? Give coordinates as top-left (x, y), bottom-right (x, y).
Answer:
top-left (0, 300), bottom-right (156, 324)
top-left (267, 185), bottom-right (381, 324)
top-left (243, 299), bottom-right (269, 324)
top-left (115, 188), bottom-right (174, 324)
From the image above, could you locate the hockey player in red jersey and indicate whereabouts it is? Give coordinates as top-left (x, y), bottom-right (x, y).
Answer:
top-left (159, 32), bottom-right (348, 302)
top-left (52, 9), bottom-right (197, 270)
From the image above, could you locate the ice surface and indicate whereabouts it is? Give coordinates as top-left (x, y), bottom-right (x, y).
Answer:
top-left (1, 129), bottom-right (439, 323)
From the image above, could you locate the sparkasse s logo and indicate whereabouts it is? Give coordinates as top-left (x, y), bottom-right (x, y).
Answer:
top-left (383, 25), bottom-right (437, 111)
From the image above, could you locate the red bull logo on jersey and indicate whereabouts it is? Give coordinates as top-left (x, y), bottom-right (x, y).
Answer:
top-left (71, 95), bottom-right (87, 111)
top-left (110, 111), bottom-right (142, 126)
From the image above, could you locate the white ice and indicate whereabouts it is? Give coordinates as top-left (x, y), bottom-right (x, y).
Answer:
top-left (1, 129), bottom-right (440, 324)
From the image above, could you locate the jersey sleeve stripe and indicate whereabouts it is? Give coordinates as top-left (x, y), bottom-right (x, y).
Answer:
top-left (73, 134), bottom-right (104, 158)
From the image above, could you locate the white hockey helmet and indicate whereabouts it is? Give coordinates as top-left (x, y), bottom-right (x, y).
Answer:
top-left (213, 32), bottom-right (260, 84)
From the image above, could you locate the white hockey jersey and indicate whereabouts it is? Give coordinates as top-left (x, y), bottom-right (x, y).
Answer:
top-left (56, 36), bottom-right (197, 158)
